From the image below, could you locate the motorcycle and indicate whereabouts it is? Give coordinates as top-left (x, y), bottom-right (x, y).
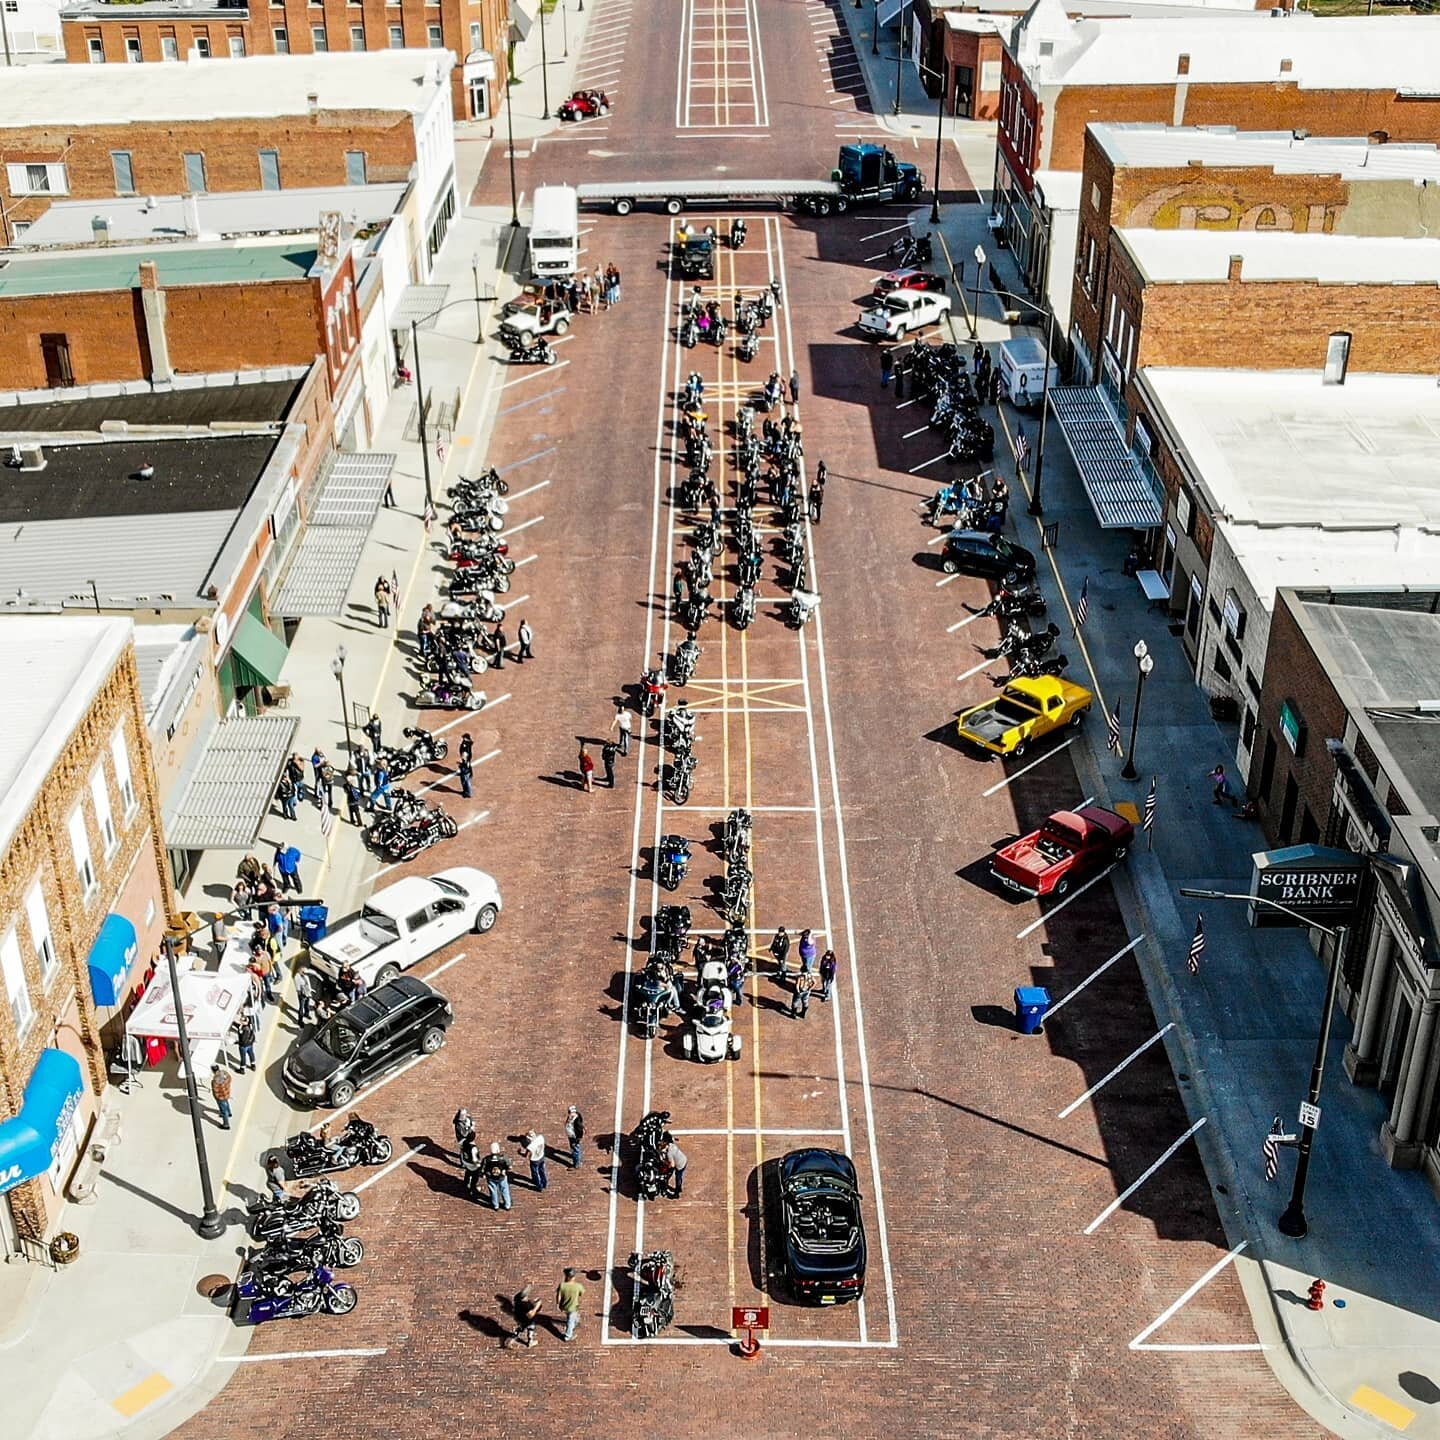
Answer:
top-left (664, 704), bottom-right (696, 750)
top-left (730, 585), bottom-right (756, 631)
top-left (249, 1180), bottom-right (361, 1242)
top-left (448, 467), bottom-right (507, 501)
top-left (447, 569), bottom-right (511, 598)
top-left (382, 805), bottom-right (458, 862)
top-left (723, 807), bottom-right (752, 864)
top-left (441, 597), bottom-right (506, 625)
top-left (415, 680), bottom-right (487, 710)
top-left (722, 867), bottom-right (752, 923)
top-left (667, 750), bottom-right (697, 806)
top-left (996, 651), bottom-right (1070, 685)
top-left (737, 549), bottom-right (763, 588)
top-left (977, 622), bottom-right (1060, 663)
top-left (639, 665), bottom-right (668, 718)
top-left (657, 835), bottom-right (691, 892)
top-left (284, 1117), bottom-right (393, 1179)
top-left (966, 583), bottom-right (1046, 620)
top-left (654, 904), bottom-right (692, 950)
top-left (451, 501), bottom-right (510, 534)
top-left (629, 1250), bottom-right (678, 1339)
top-left (788, 588), bottom-right (821, 629)
top-left (730, 219), bottom-right (748, 250)
top-left (631, 1110), bottom-right (673, 1200)
top-left (671, 637), bottom-right (700, 687)
top-left (738, 331), bottom-right (759, 363)
top-left (631, 959), bottom-right (681, 1039)
top-left (711, 317), bottom-right (728, 347)
top-left (888, 233), bottom-right (934, 266)
top-left (246, 1221), bottom-right (364, 1286)
top-left (504, 337), bottom-right (557, 366)
top-left (680, 317), bottom-right (698, 349)
top-left (237, 1264), bottom-right (358, 1323)
top-left (364, 791), bottom-right (427, 851)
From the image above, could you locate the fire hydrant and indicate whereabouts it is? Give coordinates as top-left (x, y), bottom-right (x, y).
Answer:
top-left (1306, 1279), bottom-right (1326, 1311)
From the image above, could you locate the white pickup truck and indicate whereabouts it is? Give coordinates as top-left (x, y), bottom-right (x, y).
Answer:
top-left (858, 289), bottom-right (951, 340)
top-left (309, 868), bottom-right (502, 989)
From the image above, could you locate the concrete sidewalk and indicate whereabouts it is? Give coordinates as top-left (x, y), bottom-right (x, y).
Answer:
top-left (2, 9), bottom-right (601, 1437)
top-left (827, 11), bottom-right (1440, 1431)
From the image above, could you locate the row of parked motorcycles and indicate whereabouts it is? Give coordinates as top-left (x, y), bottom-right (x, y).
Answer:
top-left (237, 1118), bottom-right (391, 1323)
top-left (910, 343), bottom-right (996, 466)
top-left (355, 726), bottom-right (460, 861)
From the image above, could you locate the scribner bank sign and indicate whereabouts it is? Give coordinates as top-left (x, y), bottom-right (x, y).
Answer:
top-left (1250, 845), bottom-right (1365, 920)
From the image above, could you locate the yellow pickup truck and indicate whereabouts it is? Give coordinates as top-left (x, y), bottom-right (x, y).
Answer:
top-left (956, 675), bottom-right (1093, 757)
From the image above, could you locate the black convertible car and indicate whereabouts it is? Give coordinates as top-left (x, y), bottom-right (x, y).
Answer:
top-left (778, 1148), bottom-right (867, 1304)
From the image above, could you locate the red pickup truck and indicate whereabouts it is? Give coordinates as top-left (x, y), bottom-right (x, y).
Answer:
top-left (990, 805), bottom-right (1133, 898)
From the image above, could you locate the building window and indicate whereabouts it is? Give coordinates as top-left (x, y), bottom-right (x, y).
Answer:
top-left (111, 726), bottom-right (137, 819)
top-left (111, 151), bottom-right (136, 196)
top-left (125, 35), bottom-right (142, 62)
top-left (68, 807), bottom-right (97, 901)
top-left (388, 23), bottom-right (404, 45)
top-left (183, 152), bottom-right (208, 193)
top-left (6, 162), bottom-right (69, 196)
top-left (194, 35), bottom-right (211, 57)
top-left (25, 883), bottom-right (58, 985)
top-left (350, 24), bottom-right (366, 48)
top-left (1323, 332), bottom-right (1351, 386)
top-left (470, 21), bottom-right (482, 48)
top-left (229, 34), bottom-right (246, 57)
top-left (345, 150), bottom-right (368, 186)
top-left (274, 26), bottom-right (289, 51)
top-left (91, 768), bottom-right (119, 858)
top-left (427, 22), bottom-right (442, 46)
top-left (313, 25), bottom-right (328, 50)
top-left (1, 930), bottom-right (33, 1040)
top-left (259, 149), bottom-right (282, 191)
top-left (161, 34), bottom-right (179, 60)
top-left (87, 34), bottom-right (104, 62)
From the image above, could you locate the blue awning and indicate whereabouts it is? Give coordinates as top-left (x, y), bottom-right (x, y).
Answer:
top-left (0, 1049), bottom-right (85, 1196)
top-left (88, 913), bottom-right (138, 1008)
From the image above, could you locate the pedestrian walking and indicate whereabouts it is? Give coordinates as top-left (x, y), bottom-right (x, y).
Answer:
top-left (371, 764), bottom-right (393, 813)
top-left (363, 713), bottom-right (383, 752)
top-left (556, 1268), bottom-right (585, 1342)
top-left (274, 843), bottom-right (302, 894)
top-left (662, 1134), bottom-right (688, 1197)
top-left (490, 622), bottom-right (507, 669)
top-left (264, 1155), bottom-right (287, 1203)
top-left (580, 745), bottom-right (596, 793)
top-left (276, 772), bottom-right (298, 821)
top-left (798, 928), bottom-right (817, 974)
top-left (457, 753), bottom-right (474, 799)
top-left (789, 368), bottom-right (801, 406)
top-left (880, 347), bottom-right (895, 389)
top-left (1210, 764), bottom-right (1233, 805)
top-left (601, 739), bottom-right (618, 789)
top-left (482, 1142), bottom-right (513, 1210)
top-left (458, 732), bottom-right (474, 767)
top-left (611, 703), bottom-right (633, 757)
top-left (453, 1107), bottom-right (475, 1151)
top-left (769, 925), bottom-right (791, 979)
top-left (344, 771), bottom-right (364, 825)
top-left (460, 1135), bottom-right (484, 1199)
top-left (210, 1063), bottom-right (233, 1128)
top-left (728, 957), bottom-right (747, 1008)
top-left (818, 948), bottom-right (838, 1001)
top-left (517, 617), bottom-right (534, 662)
top-left (790, 969), bottom-right (814, 1019)
top-left (565, 1105), bottom-right (585, 1169)
top-left (294, 965), bottom-right (315, 1024)
top-left (514, 1285), bottom-right (542, 1347)
top-left (374, 575), bottom-right (392, 628)
top-left (522, 1131), bottom-right (549, 1191)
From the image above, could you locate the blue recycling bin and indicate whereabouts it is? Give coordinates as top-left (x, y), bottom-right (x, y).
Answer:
top-left (299, 904), bottom-right (329, 946)
top-left (1014, 985), bottom-right (1051, 1035)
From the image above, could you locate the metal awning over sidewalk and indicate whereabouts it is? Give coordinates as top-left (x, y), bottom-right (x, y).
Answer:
top-left (1048, 387), bottom-right (1165, 530)
top-left (389, 284), bottom-right (450, 330)
top-left (165, 714), bottom-right (298, 851)
top-left (271, 451), bottom-right (397, 617)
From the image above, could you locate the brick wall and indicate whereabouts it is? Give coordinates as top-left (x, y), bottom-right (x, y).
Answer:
top-left (0, 645), bottom-right (174, 1242)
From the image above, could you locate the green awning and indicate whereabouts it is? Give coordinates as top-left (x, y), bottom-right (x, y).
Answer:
top-left (229, 612), bottom-right (288, 689)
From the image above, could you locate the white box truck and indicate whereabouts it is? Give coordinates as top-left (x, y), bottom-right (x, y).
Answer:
top-left (998, 335), bottom-right (1059, 410)
top-left (529, 184), bottom-right (580, 281)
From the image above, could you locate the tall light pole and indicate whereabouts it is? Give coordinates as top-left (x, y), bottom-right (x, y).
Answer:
top-left (1120, 640), bottom-right (1154, 779)
top-left (164, 936), bottom-right (224, 1239)
top-left (539, 0), bottom-right (551, 120)
top-left (930, 62), bottom-right (946, 224)
top-left (969, 244), bottom-right (986, 341)
top-left (503, 32), bottom-right (520, 229)
top-left (1029, 304), bottom-right (1056, 515)
top-left (331, 645), bottom-right (352, 755)
top-left (472, 252), bottom-right (484, 337)
top-left (1180, 886), bottom-right (1349, 1241)
top-left (892, 0), bottom-right (907, 116)
top-left (872, 0), bottom-right (880, 56)
top-left (561, 0), bottom-right (569, 58)
top-left (410, 318), bottom-right (435, 514)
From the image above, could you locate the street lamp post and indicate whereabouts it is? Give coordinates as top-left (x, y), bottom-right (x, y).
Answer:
top-left (503, 57), bottom-right (520, 228)
top-left (539, 0), bottom-right (551, 121)
top-left (1029, 304), bottom-right (1056, 515)
top-left (1180, 886), bottom-right (1349, 1240)
top-left (893, 0), bottom-right (907, 116)
top-left (164, 936), bottom-right (224, 1239)
top-left (872, 0), bottom-right (880, 56)
top-left (562, 0), bottom-right (569, 58)
top-left (331, 645), bottom-right (352, 755)
top-left (410, 318), bottom-right (435, 514)
top-left (970, 244), bottom-right (986, 341)
top-left (1119, 640), bottom-right (1154, 779)
top-left (930, 62), bottom-right (946, 225)
top-left (472, 253), bottom-right (484, 337)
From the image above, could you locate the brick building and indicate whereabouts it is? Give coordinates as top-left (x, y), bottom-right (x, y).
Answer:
top-left (0, 617), bottom-right (174, 1252)
top-left (58, 0), bottom-right (506, 120)
top-left (1251, 588), bottom-right (1440, 1186)
top-left (0, 50), bottom-right (456, 246)
top-left (993, 1), bottom-right (1440, 307)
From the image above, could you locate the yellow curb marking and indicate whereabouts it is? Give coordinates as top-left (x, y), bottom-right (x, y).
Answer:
top-left (112, 1373), bottom-right (173, 1417)
top-left (1113, 801), bottom-right (1141, 825)
top-left (1349, 1387), bottom-right (1414, 1432)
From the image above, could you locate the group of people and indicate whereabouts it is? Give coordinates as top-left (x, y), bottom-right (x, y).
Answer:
top-left (453, 1106), bottom-right (586, 1213)
top-left (768, 925), bottom-right (840, 1019)
top-left (553, 263), bottom-right (622, 315)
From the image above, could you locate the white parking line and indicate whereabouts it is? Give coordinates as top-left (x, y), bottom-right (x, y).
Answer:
top-left (353, 1144), bottom-right (426, 1194)
top-left (497, 447), bottom-right (557, 475)
top-left (506, 478), bottom-right (551, 501)
top-left (514, 552), bottom-right (538, 567)
top-left (501, 361), bottom-right (572, 389)
top-left (1015, 864), bottom-right (1116, 940)
top-left (457, 809), bottom-right (491, 833)
top-left (935, 572), bottom-right (961, 588)
top-left (433, 698), bottom-right (507, 736)
top-left (670, 1127), bottom-right (846, 1137)
top-left (904, 424), bottom-right (931, 440)
top-left (1083, 1118), bottom-right (1207, 1235)
top-left (419, 951), bottom-right (469, 983)
top-left (1058, 1024), bottom-right (1173, 1119)
top-left (1044, 936), bottom-right (1144, 1019)
top-left (895, 397), bottom-right (920, 410)
top-left (908, 453), bottom-right (950, 473)
top-left (981, 737), bottom-right (1076, 797)
top-left (955, 657), bottom-right (995, 682)
top-left (947, 612), bottom-right (983, 631)
top-left (500, 514), bottom-right (544, 538)
top-left (1129, 1241), bottom-right (1265, 1352)
top-left (221, 1348), bottom-right (389, 1362)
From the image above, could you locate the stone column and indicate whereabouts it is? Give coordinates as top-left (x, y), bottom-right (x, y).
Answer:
top-left (1345, 924), bottom-right (1394, 1085)
top-left (1383, 1000), bottom-right (1438, 1169)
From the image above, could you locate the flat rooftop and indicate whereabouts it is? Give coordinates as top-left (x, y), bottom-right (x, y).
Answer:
top-left (1091, 124), bottom-right (1440, 183)
top-left (16, 184), bottom-right (407, 250)
top-left (1117, 229), bottom-right (1440, 285)
top-left (1371, 716), bottom-right (1440, 820)
top-left (0, 49), bottom-right (450, 128)
top-left (0, 377), bottom-right (302, 432)
top-left (1303, 601), bottom-right (1440, 710)
top-left (1139, 367), bottom-right (1440, 529)
top-left (0, 241), bottom-right (317, 298)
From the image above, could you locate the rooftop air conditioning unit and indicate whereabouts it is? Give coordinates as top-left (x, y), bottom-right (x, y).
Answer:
top-left (4, 443), bottom-right (46, 472)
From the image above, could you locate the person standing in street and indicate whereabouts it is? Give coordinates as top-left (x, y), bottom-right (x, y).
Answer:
top-left (798, 928), bottom-right (817, 974)
top-left (522, 1130), bottom-right (548, 1191)
top-left (210, 910), bottom-right (230, 962)
top-left (275, 843), bottom-right (302, 894)
top-left (601, 739), bottom-right (618, 789)
top-left (482, 1142), bottom-right (512, 1210)
top-left (460, 1135), bottom-right (483, 1200)
top-left (894, 360), bottom-right (907, 401)
top-left (565, 1106), bottom-right (585, 1169)
top-left (235, 1012), bottom-right (257, 1072)
top-left (514, 1284), bottom-right (542, 1347)
top-left (517, 618), bottom-right (534, 662)
top-left (769, 925), bottom-right (791, 979)
top-left (791, 969), bottom-right (814, 1019)
top-left (880, 347), bottom-right (895, 389)
top-left (210, 1063), bottom-right (233, 1129)
top-left (663, 1134), bottom-right (688, 1197)
top-left (374, 575), bottom-right (392, 629)
top-left (579, 745), bottom-right (595, 793)
top-left (1210, 763), bottom-right (1232, 805)
top-left (457, 752), bottom-right (474, 799)
top-left (363, 713), bottom-right (383, 752)
top-left (818, 949), bottom-right (838, 1002)
top-left (556, 1268), bottom-right (585, 1342)
top-left (344, 770), bottom-right (364, 825)
top-left (611, 702), bottom-right (633, 757)
top-left (454, 1107), bottom-right (476, 1151)
top-left (490, 622), bottom-right (507, 669)
top-left (728, 957), bottom-right (747, 1008)
top-left (459, 732), bottom-right (474, 768)
top-left (789, 368), bottom-right (801, 406)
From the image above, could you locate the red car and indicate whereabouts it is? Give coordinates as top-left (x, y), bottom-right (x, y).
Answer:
top-left (873, 268), bottom-right (946, 297)
top-left (559, 90), bottom-right (611, 121)
top-left (990, 804), bottom-right (1133, 898)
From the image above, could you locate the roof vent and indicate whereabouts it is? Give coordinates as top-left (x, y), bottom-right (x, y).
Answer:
top-left (4, 443), bottom-right (46, 472)
top-left (307, 91), bottom-right (320, 115)
top-left (1419, 700), bottom-right (1440, 714)
top-left (91, 215), bottom-right (111, 243)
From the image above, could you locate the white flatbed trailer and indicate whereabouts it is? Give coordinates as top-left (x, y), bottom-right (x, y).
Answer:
top-left (576, 177), bottom-right (846, 216)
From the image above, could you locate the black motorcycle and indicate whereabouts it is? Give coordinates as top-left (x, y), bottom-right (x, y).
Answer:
top-left (671, 637), bottom-right (700, 687)
top-left (657, 835), bottom-right (691, 891)
top-left (284, 1117), bottom-right (393, 1179)
top-left (250, 1180), bottom-right (360, 1242)
top-left (247, 1220), bottom-right (365, 1286)
top-left (977, 622), bottom-right (1060, 663)
top-left (631, 960), bottom-right (680, 1039)
top-left (667, 751), bottom-right (697, 806)
top-left (504, 337), bottom-right (557, 366)
top-left (629, 1249), bottom-right (677, 1338)
top-left (730, 585), bottom-right (756, 631)
top-left (382, 805), bottom-right (457, 862)
top-left (631, 1111), bottom-right (673, 1200)
top-left (654, 904), bottom-right (691, 949)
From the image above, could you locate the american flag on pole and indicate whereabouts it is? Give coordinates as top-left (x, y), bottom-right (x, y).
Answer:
top-left (1143, 776), bottom-right (1157, 832)
top-left (1106, 705), bottom-right (1123, 756)
top-left (1015, 428), bottom-right (1030, 469)
top-left (1188, 914), bottom-right (1206, 974)
top-left (1075, 576), bottom-right (1089, 629)
top-left (319, 787), bottom-right (335, 839)
top-left (1263, 1117), bottom-right (1281, 1183)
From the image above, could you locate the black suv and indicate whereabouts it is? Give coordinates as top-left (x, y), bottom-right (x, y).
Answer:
top-left (282, 976), bottom-right (453, 1108)
top-left (941, 530), bottom-right (1036, 582)
top-left (675, 233), bottom-right (715, 280)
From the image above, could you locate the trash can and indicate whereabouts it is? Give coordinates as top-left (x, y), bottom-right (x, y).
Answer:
top-left (299, 904), bottom-right (329, 947)
top-left (1014, 986), bottom-right (1051, 1035)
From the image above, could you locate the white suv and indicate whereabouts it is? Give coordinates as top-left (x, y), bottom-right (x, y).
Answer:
top-left (858, 289), bottom-right (952, 340)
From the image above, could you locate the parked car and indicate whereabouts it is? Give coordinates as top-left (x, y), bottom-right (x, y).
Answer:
top-left (558, 89), bottom-right (610, 121)
top-left (872, 268), bottom-right (946, 297)
top-left (956, 676), bottom-right (1093, 756)
top-left (777, 1148), bottom-right (867, 1304)
top-left (941, 530), bottom-right (1036, 581)
top-left (282, 976), bottom-right (454, 1108)
top-left (309, 868), bottom-right (502, 990)
top-left (498, 300), bottom-right (572, 346)
top-left (990, 805), bottom-right (1134, 898)
top-left (858, 288), bottom-right (951, 340)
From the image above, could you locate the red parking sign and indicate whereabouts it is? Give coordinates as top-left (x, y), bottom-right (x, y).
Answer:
top-left (732, 1305), bottom-right (770, 1330)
